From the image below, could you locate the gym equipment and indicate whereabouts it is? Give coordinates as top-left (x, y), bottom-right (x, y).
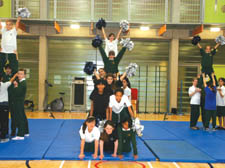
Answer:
top-left (70, 77), bottom-right (86, 112)
top-left (43, 80), bottom-right (65, 112)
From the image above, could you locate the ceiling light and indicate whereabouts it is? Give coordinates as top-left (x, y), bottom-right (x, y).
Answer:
top-left (140, 26), bottom-right (149, 31)
top-left (210, 27), bottom-right (220, 32)
top-left (70, 24), bottom-right (80, 29)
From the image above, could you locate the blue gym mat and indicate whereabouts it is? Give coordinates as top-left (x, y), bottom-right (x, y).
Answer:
top-left (44, 120), bottom-right (156, 161)
top-left (144, 140), bottom-right (216, 163)
top-left (151, 121), bottom-right (225, 162)
top-left (0, 119), bottom-right (64, 160)
top-left (141, 121), bottom-right (180, 140)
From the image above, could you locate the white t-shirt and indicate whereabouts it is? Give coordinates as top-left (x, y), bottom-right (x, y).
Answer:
top-left (79, 126), bottom-right (100, 143)
top-left (216, 86), bottom-right (225, 106)
top-left (1, 27), bottom-right (17, 53)
top-left (105, 39), bottom-right (118, 57)
top-left (0, 81), bottom-right (11, 103)
top-left (123, 87), bottom-right (131, 102)
top-left (188, 85), bottom-right (201, 105)
top-left (109, 95), bottom-right (131, 114)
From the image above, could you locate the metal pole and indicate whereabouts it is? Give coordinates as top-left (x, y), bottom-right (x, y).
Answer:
top-left (53, 0), bottom-right (57, 19)
top-left (154, 66), bottom-right (157, 113)
top-left (164, 0), bottom-right (168, 23)
top-left (179, 80), bottom-right (183, 115)
top-left (167, 79), bottom-right (170, 114)
top-left (145, 65), bottom-right (148, 113)
top-left (158, 66), bottom-right (161, 114)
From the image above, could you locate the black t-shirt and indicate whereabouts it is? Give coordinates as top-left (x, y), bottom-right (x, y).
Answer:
top-left (105, 84), bottom-right (114, 96)
top-left (100, 130), bottom-right (118, 152)
top-left (90, 90), bottom-right (109, 120)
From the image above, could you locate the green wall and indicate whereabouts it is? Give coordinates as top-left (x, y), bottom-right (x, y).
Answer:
top-left (204, 0), bottom-right (225, 23)
top-left (0, 0), bottom-right (11, 18)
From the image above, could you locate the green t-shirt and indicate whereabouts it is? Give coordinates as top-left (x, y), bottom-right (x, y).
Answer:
top-left (200, 48), bottom-right (216, 68)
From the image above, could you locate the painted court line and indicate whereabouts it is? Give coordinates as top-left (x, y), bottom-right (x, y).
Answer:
top-left (88, 160), bottom-right (91, 168)
top-left (59, 160), bottom-right (65, 168)
top-left (147, 162), bottom-right (154, 168)
top-left (173, 162), bottom-right (180, 168)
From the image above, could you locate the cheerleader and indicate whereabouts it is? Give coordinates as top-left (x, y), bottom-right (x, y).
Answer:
top-left (79, 116), bottom-right (100, 159)
top-left (99, 120), bottom-right (118, 160)
top-left (109, 88), bottom-right (135, 125)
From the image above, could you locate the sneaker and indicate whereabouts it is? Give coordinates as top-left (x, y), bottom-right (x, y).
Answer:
top-left (191, 126), bottom-right (199, 130)
top-left (0, 138), bottom-right (10, 143)
top-left (24, 134), bottom-right (30, 137)
top-left (204, 128), bottom-right (209, 131)
top-left (12, 136), bottom-right (24, 140)
top-left (212, 128), bottom-right (216, 131)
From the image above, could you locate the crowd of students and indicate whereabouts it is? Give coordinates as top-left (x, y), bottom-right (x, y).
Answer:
top-left (0, 18), bottom-right (29, 143)
top-left (189, 41), bottom-right (225, 131)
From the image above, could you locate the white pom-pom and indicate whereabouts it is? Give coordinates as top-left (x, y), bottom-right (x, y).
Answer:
top-left (120, 20), bottom-right (129, 33)
top-left (120, 38), bottom-right (134, 51)
top-left (215, 35), bottom-right (225, 45)
top-left (132, 118), bottom-right (144, 137)
top-left (98, 120), bottom-right (106, 133)
top-left (126, 63), bottom-right (138, 77)
top-left (18, 8), bottom-right (31, 18)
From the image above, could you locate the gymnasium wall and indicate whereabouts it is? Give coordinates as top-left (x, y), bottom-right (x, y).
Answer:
top-left (47, 38), bottom-right (169, 113)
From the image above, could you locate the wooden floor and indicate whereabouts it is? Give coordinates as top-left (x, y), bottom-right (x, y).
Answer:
top-left (1, 112), bottom-right (225, 168)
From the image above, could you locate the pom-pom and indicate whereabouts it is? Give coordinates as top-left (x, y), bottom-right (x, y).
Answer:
top-left (18, 8), bottom-right (31, 18)
top-left (98, 120), bottom-right (106, 133)
top-left (83, 62), bottom-right (97, 75)
top-left (96, 18), bottom-right (106, 30)
top-left (120, 38), bottom-right (134, 51)
top-left (126, 63), bottom-right (138, 77)
top-left (120, 20), bottom-right (129, 33)
top-left (215, 35), bottom-right (225, 45)
top-left (92, 35), bottom-right (103, 48)
top-left (192, 35), bottom-right (201, 45)
top-left (132, 118), bottom-right (144, 137)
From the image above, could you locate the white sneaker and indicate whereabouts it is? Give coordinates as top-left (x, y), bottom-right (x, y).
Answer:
top-left (24, 134), bottom-right (30, 137)
top-left (12, 136), bottom-right (24, 140)
top-left (0, 138), bottom-right (10, 143)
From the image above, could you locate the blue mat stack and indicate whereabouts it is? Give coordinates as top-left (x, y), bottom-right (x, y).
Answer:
top-left (1, 119), bottom-right (225, 162)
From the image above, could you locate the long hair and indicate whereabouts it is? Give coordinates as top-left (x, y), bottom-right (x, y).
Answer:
top-left (123, 77), bottom-right (131, 88)
top-left (101, 120), bottom-right (115, 142)
top-left (82, 116), bottom-right (96, 134)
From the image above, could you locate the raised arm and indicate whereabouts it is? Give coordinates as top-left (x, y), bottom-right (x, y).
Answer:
top-left (116, 28), bottom-right (122, 40)
top-left (10, 73), bottom-right (18, 83)
top-left (214, 43), bottom-right (220, 49)
top-left (120, 72), bottom-right (127, 81)
top-left (101, 27), bottom-right (107, 40)
top-left (197, 43), bottom-right (202, 49)
top-left (0, 19), bottom-right (2, 30)
top-left (16, 16), bottom-right (21, 30)
top-left (99, 45), bottom-right (108, 64)
top-left (202, 73), bottom-right (207, 88)
top-left (93, 69), bottom-right (100, 80)
top-left (211, 73), bottom-right (216, 86)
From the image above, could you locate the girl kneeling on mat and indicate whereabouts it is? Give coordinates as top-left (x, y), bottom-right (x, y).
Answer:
top-left (109, 88), bottom-right (135, 125)
top-left (79, 116), bottom-right (100, 159)
top-left (99, 120), bottom-right (118, 160)
top-left (117, 119), bottom-right (138, 160)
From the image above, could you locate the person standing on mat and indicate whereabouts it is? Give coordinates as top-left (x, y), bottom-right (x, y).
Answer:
top-left (2, 65), bottom-right (16, 137)
top-left (216, 78), bottom-right (225, 129)
top-left (0, 17), bottom-right (21, 76)
top-left (109, 88), bottom-right (135, 126)
top-left (89, 79), bottom-right (110, 121)
top-left (203, 73), bottom-right (217, 131)
top-left (0, 73), bottom-right (17, 143)
top-left (117, 118), bottom-right (138, 160)
top-left (79, 116), bottom-right (100, 160)
top-left (189, 77), bottom-right (201, 130)
top-left (12, 69), bottom-right (29, 140)
top-left (99, 120), bottom-right (118, 160)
